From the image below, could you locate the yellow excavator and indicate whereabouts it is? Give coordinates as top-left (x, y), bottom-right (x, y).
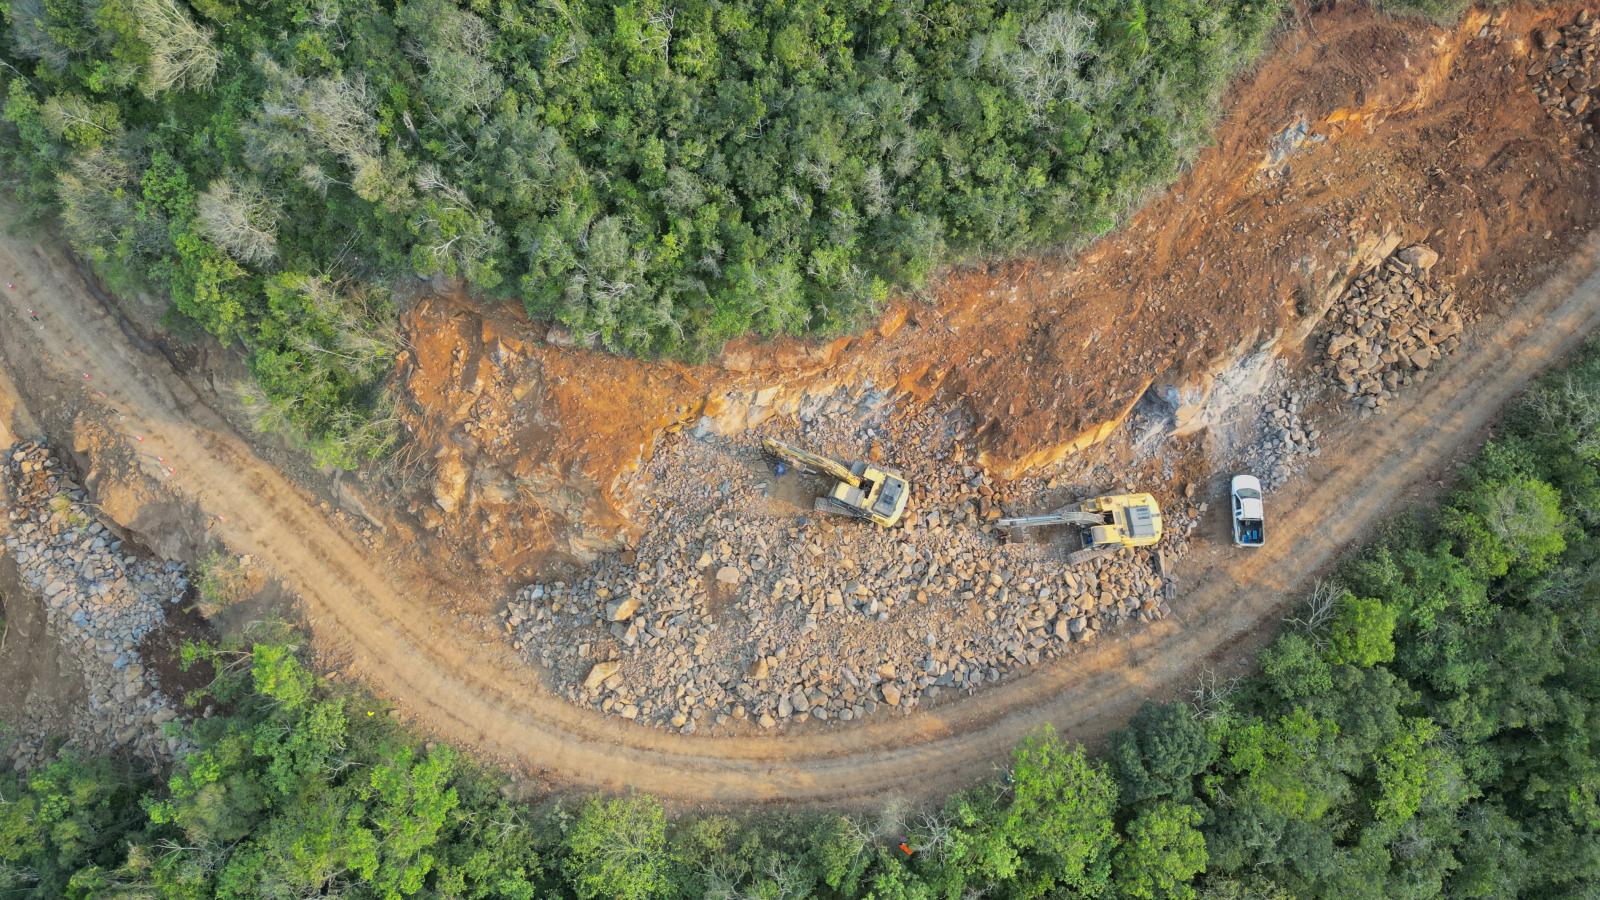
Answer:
top-left (997, 493), bottom-right (1163, 565)
top-left (762, 437), bottom-right (910, 527)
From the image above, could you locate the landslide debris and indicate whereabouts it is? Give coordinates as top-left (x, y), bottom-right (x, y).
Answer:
top-left (504, 386), bottom-right (1199, 733)
top-left (1319, 246), bottom-right (1468, 413)
top-left (1, 442), bottom-right (187, 766)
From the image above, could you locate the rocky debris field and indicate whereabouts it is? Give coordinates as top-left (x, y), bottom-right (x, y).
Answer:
top-left (1237, 383), bottom-right (1322, 491)
top-left (496, 241), bottom-right (1492, 735)
top-left (1530, 9), bottom-right (1600, 148)
top-left (503, 385), bottom-right (1199, 733)
top-left (1, 443), bottom-right (186, 766)
top-left (1318, 245), bottom-right (1468, 413)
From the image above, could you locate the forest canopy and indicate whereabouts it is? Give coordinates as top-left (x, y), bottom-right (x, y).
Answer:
top-left (0, 0), bottom-right (1281, 462)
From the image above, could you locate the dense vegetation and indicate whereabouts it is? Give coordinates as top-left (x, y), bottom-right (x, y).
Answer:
top-left (10, 337), bottom-right (1600, 896)
top-left (0, 0), bottom-right (1281, 461)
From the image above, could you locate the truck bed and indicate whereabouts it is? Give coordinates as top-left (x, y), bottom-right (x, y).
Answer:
top-left (1236, 519), bottom-right (1264, 546)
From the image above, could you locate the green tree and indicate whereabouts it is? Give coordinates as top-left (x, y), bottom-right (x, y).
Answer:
top-left (1004, 728), bottom-right (1120, 895)
top-left (1445, 474), bottom-right (1566, 580)
top-left (1371, 717), bottom-right (1440, 824)
top-left (1259, 632), bottom-right (1333, 700)
top-left (0, 755), bottom-right (146, 896)
top-left (1107, 702), bottom-right (1218, 804)
top-left (1327, 594), bottom-right (1396, 668)
top-left (562, 795), bottom-right (670, 900)
top-left (1114, 801), bottom-right (1207, 899)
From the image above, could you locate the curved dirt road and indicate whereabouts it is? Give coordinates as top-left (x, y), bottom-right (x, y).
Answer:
top-left (2, 230), bottom-right (1600, 805)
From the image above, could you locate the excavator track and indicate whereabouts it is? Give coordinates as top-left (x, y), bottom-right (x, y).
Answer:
top-left (1065, 545), bottom-right (1118, 566)
top-left (814, 497), bottom-right (864, 518)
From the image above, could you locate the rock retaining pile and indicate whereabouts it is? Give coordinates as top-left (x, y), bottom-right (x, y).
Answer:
top-left (1529, 10), bottom-right (1600, 149)
top-left (1320, 246), bottom-right (1465, 412)
top-left (2, 442), bottom-right (186, 765)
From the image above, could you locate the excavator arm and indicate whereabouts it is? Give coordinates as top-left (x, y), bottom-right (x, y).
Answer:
top-left (996, 507), bottom-right (1103, 530)
top-left (762, 437), bottom-right (862, 487)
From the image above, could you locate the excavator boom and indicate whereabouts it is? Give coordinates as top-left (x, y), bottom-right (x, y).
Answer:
top-left (996, 508), bottom-right (1103, 530)
top-left (761, 438), bottom-right (862, 487)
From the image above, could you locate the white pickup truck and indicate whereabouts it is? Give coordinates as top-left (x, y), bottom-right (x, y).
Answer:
top-left (1231, 474), bottom-right (1265, 547)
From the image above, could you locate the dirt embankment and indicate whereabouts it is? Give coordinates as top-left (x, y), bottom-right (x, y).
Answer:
top-left (392, 4), bottom-right (1600, 586)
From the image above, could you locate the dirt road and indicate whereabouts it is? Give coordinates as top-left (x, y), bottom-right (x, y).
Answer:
top-left (2, 226), bottom-right (1599, 805)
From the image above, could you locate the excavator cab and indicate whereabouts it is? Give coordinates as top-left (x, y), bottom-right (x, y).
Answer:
top-left (764, 438), bottom-right (910, 527)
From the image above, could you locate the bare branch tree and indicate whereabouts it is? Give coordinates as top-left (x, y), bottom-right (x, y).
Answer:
top-left (1285, 578), bottom-right (1339, 645)
top-left (198, 177), bottom-right (281, 264)
top-left (1007, 9), bottom-right (1095, 121)
top-left (134, 0), bottom-right (221, 94)
top-left (1190, 667), bottom-right (1240, 721)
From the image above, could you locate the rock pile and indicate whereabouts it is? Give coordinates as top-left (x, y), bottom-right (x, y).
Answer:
top-left (1241, 388), bottom-right (1320, 490)
top-left (1529, 10), bottom-right (1600, 149)
top-left (1, 442), bottom-right (186, 766)
top-left (1320, 246), bottom-right (1464, 412)
top-left (502, 385), bottom-right (1196, 733)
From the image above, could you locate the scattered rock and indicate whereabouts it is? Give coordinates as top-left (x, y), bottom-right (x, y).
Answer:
top-left (1, 441), bottom-right (186, 767)
top-left (1528, 14), bottom-right (1600, 142)
top-left (497, 384), bottom-right (1187, 734)
top-left (583, 661), bottom-right (621, 691)
top-left (747, 656), bottom-right (770, 680)
top-left (1319, 249), bottom-right (1467, 414)
top-left (607, 597), bottom-right (641, 622)
top-left (1396, 244), bottom-right (1439, 272)
top-left (432, 452), bottom-right (469, 515)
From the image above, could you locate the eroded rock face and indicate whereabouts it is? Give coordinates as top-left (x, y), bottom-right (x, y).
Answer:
top-left (1145, 230), bottom-right (1407, 442)
top-left (391, 5), bottom-right (1599, 594)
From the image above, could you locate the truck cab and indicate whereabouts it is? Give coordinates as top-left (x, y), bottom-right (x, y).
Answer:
top-left (1231, 474), bottom-right (1265, 547)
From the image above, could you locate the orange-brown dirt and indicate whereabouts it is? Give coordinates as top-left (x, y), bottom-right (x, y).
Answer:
top-left (2, 2), bottom-right (1600, 804)
top-left (395, 3), bottom-right (1600, 590)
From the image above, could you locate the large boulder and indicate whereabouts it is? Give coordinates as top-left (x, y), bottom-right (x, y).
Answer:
top-left (583, 660), bottom-right (621, 691)
top-left (1397, 244), bottom-right (1439, 272)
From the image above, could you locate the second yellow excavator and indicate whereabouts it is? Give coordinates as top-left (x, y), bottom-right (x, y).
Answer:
top-left (997, 492), bottom-right (1163, 565)
top-left (762, 437), bottom-right (910, 527)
